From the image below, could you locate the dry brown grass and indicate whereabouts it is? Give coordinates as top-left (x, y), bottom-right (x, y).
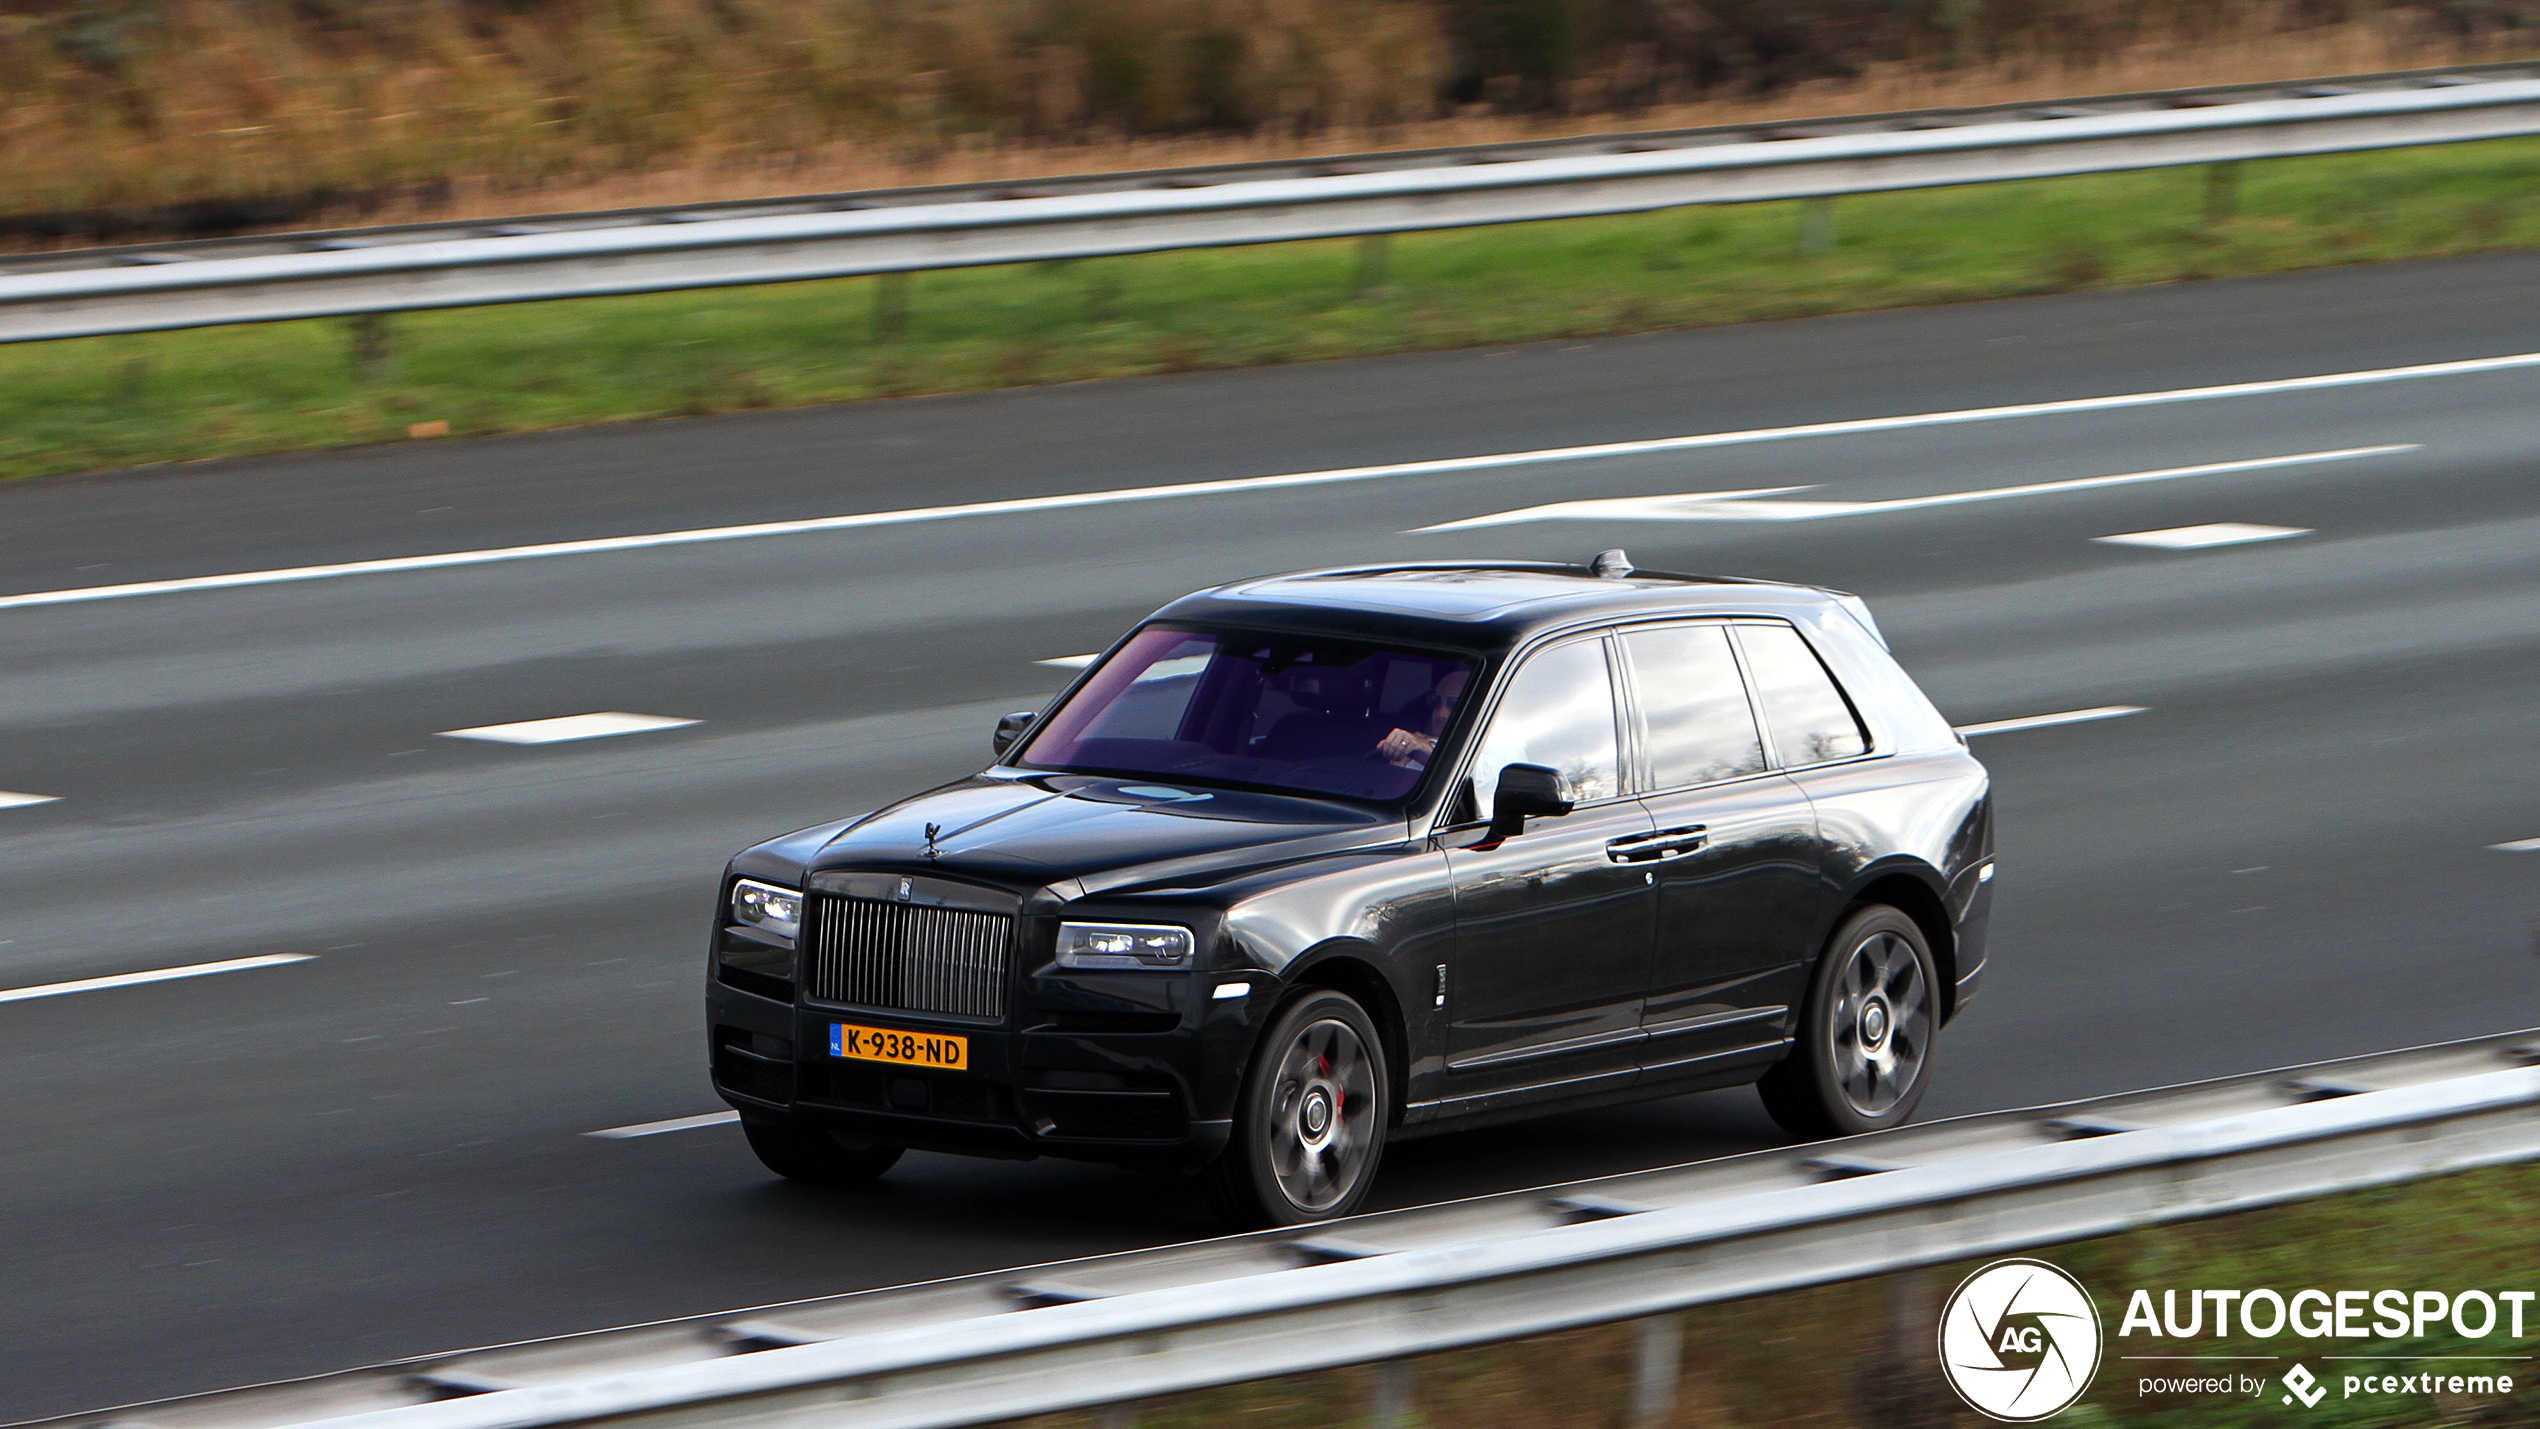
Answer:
top-left (2, 0), bottom-right (2536, 247)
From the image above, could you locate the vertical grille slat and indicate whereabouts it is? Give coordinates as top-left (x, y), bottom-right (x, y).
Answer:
top-left (808, 893), bottom-right (1010, 1020)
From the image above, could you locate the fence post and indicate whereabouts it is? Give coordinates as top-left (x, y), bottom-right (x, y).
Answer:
top-left (1800, 197), bottom-right (1836, 255)
top-left (347, 312), bottom-right (391, 384)
top-left (1631, 1313), bottom-right (1684, 1426)
top-left (1353, 233), bottom-right (1392, 298)
top-left (874, 271), bottom-right (911, 338)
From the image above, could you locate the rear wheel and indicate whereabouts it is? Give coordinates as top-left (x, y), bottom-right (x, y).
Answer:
top-left (1205, 990), bottom-right (1390, 1228)
top-left (1757, 905), bottom-right (1937, 1140)
top-left (741, 1116), bottom-right (904, 1186)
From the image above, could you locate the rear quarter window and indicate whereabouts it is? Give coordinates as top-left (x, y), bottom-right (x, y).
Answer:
top-left (1736, 623), bottom-right (1870, 766)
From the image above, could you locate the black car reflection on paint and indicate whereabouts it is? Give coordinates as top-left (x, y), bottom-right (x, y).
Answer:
top-left (707, 554), bottom-right (1993, 1225)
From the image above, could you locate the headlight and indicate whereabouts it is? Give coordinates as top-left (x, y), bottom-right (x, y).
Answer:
top-left (1054, 921), bottom-right (1193, 970)
top-left (730, 879), bottom-right (802, 941)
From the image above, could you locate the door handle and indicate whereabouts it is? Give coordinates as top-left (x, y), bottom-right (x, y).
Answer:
top-left (1605, 826), bottom-right (1708, 863)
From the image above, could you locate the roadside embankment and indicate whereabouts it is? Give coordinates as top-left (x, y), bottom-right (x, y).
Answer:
top-left (9, 2), bottom-right (2540, 245)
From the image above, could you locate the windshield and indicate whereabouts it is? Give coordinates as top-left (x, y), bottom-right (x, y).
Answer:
top-left (1017, 626), bottom-right (1478, 803)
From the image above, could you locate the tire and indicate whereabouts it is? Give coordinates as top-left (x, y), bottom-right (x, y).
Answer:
top-left (741, 1116), bottom-right (904, 1186)
top-left (1757, 905), bottom-right (1939, 1141)
top-left (1204, 989), bottom-right (1391, 1229)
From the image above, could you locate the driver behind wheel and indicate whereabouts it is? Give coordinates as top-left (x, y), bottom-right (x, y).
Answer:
top-left (1375, 669), bottom-right (1469, 770)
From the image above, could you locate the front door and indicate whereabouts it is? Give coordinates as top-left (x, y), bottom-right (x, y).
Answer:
top-left (1616, 623), bottom-right (1826, 1077)
top-left (1444, 635), bottom-right (1655, 1100)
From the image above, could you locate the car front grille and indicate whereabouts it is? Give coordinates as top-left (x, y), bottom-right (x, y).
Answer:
top-left (806, 894), bottom-right (1012, 1020)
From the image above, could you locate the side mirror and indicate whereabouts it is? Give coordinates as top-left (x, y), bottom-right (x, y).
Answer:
top-left (1487, 762), bottom-right (1573, 841)
top-left (991, 710), bottom-right (1037, 758)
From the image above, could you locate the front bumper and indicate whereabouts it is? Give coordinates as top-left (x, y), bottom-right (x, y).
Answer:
top-left (706, 966), bottom-right (1263, 1167)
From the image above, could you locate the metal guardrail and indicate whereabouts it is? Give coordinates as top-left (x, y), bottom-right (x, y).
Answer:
top-left (5, 65), bottom-right (2540, 344)
top-left (40, 1029), bottom-right (2540, 1429)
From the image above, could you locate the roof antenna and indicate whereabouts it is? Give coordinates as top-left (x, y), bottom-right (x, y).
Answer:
top-left (1590, 549), bottom-right (1635, 579)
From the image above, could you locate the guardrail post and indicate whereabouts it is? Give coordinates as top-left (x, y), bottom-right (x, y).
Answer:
top-left (874, 272), bottom-right (911, 339)
top-left (346, 313), bottom-right (392, 384)
top-left (1630, 1313), bottom-right (1683, 1426)
top-left (1800, 197), bottom-right (1836, 255)
top-left (1087, 262), bottom-right (1123, 323)
top-left (116, 356), bottom-right (151, 410)
top-left (1096, 1402), bottom-right (1137, 1429)
top-left (1353, 233), bottom-right (1392, 298)
top-left (2204, 161), bottom-right (2242, 226)
top-left (1368, 1357), bottom-right (1414, 1427)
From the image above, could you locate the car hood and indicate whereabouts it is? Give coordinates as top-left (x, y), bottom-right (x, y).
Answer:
top-left (808, 774), bottom-right (1404, 896)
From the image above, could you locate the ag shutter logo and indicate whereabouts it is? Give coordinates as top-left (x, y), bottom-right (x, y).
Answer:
top-left (1939, 1259), bottom-right (2105, 1421)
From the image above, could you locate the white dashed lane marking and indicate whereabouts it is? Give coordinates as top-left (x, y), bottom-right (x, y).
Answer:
top-left (2491, 838), bottom-right (2540, 853)
top-left (0, 954), bottom-right (314, 1005)
top-left (1036, 654), bottom-right (1100, 670)
top-left (3, 345), bottom-right (2526, 612)
top-left (0, 791), bottom-right (58, 809)
top-left (440, 712), bottom-right (700, 745)
top-left (1410, 448), bottom-right (2406, 532)
top-left (587, 1111), bottom-right (741, 1139)
top-left (2095, 522), bottom-right (2313, 550)
top-left (1954, 706), bottom-right (2148, 737)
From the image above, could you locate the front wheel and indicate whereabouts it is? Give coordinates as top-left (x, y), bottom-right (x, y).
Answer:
top-left (1757, 905), bottom-right (1938, 1140)
top-left (741, 1116), bottom-right (904, 1186)
top-left (1205, 989), bottom-right (1391, 1228)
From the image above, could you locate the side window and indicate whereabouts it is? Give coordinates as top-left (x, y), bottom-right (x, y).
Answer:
top-left (1621, 625), bottom-right (1766, 789)
top-left (1464, 639), bottom-right (1622, 818)
top-left (1736, 623), bottom-right (1869, 765)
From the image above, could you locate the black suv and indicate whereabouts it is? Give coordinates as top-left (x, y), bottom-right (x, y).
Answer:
top-left (708, 555), bottom-right (1992, 1225)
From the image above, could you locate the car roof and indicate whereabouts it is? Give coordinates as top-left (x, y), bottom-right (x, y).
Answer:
top-left (1151, 556), bottom-right (1852, 652)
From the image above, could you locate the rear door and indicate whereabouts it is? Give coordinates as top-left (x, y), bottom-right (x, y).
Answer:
top-left (1442, 634), bottom-right (1656, 1100)
top-left (1617, 622), bottom-right (1825, 1076)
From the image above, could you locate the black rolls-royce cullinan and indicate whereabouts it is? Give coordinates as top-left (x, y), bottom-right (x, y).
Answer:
top-left (708, 553), bottom-right (1992, 1225)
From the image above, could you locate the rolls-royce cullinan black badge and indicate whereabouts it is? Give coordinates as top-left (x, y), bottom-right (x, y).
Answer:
top-left (708, 554), bottom-right (1992, 1225)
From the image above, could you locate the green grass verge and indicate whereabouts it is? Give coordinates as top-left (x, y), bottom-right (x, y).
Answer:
top-left (1000, 1160), bottom-right (2540, 1429)
top-left (10, 137), bottom-right (2540, 483)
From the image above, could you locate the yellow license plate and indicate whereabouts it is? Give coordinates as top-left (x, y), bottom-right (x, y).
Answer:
top-left (829, 1022), bottom-right (969, 1070)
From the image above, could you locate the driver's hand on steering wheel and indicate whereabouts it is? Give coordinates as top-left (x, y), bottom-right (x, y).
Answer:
top-left (1376, 727), bottom-right (1435, 768)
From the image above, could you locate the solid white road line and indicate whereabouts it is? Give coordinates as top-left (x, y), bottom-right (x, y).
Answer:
top-left (1036, 653), bottom-right (1100, 669)
top-left (439, 712), bottom-right (700, 745)
top-left (2490, 837), bottom-right (2540, 853)
top-left (0, 953), bottom-right (314, 1005)
top-left (1954, 706), bottom-right (2148, 737)
top-left (586, 1111), bottom-right (741, 1139)
top-left (2096, 522), bottom-right (2314, 550)
top-left (0, 791), bottom-right (59, 809)
top-left (1, 347), bottom-right (2531, 612)
top-left (1411, 448), bottom-right (2408, 531)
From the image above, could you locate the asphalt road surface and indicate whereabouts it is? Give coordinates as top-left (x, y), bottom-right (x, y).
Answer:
top-left (3, 252), bottom-right (2536, 1421)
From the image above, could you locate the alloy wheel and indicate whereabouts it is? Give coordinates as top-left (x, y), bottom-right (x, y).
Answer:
top-left (1826, 928), bottom-right (1931, 1118)
top-left (1265, 1016), bottom-right (1378, 1213)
